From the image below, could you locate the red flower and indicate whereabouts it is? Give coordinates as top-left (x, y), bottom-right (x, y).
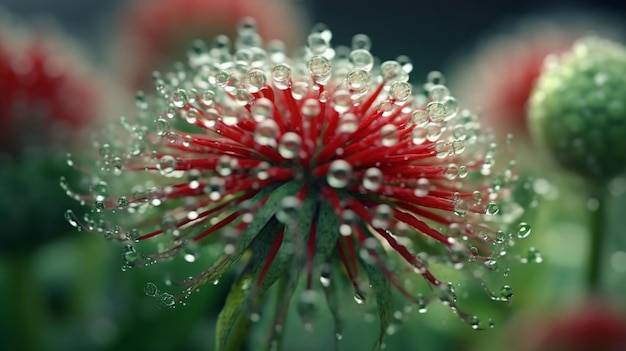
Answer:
top-left (0, 23), bottom-right (98, 153)
top-left (67, 21), bottom-right (528, 349)
top-left (449, 13), bottom-right (622, 138)
top-left (0, 15), bottom-right (101, 252)
top-left (507, 301), bottom-right (626, 351)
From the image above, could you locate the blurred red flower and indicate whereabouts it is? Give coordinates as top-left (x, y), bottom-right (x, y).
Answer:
top-left (508, 301), bottom-right (626, 351)
top-left (115, 0), bottom-right (308, 90)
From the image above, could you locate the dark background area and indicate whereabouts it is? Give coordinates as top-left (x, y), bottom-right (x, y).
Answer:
top-left (3, 0), bottom-right (626, 73)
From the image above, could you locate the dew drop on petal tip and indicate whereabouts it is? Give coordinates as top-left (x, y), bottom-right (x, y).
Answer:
top-left (517, 222), bottom-right (531, 238)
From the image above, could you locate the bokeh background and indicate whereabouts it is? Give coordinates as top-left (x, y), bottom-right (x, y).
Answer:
top-left (2, 0), bottom-right (626, 350)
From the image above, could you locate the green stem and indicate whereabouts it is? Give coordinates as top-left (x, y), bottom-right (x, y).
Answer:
top-left (6, 254), bottom-right (45, 351)
top-left (587, 187), bottom-right (606, 291)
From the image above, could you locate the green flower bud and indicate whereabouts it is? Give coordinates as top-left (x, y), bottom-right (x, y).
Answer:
top-left (529, 37), bottom-right (626, 181)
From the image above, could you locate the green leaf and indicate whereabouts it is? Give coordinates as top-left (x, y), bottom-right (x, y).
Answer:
top-left (321, 262), bottom-right (343, 351)
top-left (215, 267), bottom-right (255, 351)
top-left (216, 180), bottom-right (305, 350)
top-left (216, 217), bottom-right (283, 351)
top-left (186, 180), bottom-right (302, 292)
top-left (316, 200), bottom-right (344, 349)
top-left (362, 248), bottom-right (392, 351)
top-left (261, 186), bottom-right (318, 350)
top-left (315, 199), bottom-right (341, 259)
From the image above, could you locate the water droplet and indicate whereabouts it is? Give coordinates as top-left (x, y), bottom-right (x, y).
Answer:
top-left (135, 91), bottom-right (149, 109)
top-left (454, 200), bottom-right (469, 216)
top-left (451, 140), bottom-right (465, 154)
top-left (499, 285), bottom-right (513, 301)
top-left (390, 81), bottom-right (412, 102)
top-left (99, 143), bottom-right (112, 158)
top-left (183, 240), bottom-right (200, 262)
top-left (517, 222), bottom-right (531, 238)
top-left (144, 283), bottom-right (158, 297)
top-left (411, 126), bottom-right (427, 145)
top-left (298, 290), bottom-right (318, 331)
top-left (426, 123), bottom-right (442, 142)
top-left (353, 290), bottom-right (366, 304)
top-left (380, 124), bottom-right (399, 146)
top-left (65, 210), bottom-right (81, 231)
top-left (443, 96), bottom-right (459, 119)
top-left (276, 196), bottom-right (301, 224)
top-left (307, 32), bottom-right (328, 55)
top-left (204, 177), bottom-right (225, 201)
top-left (426, 101), bottom-right (446, 122)
top-left (320, 264), bottom-right (332, 288)
top-left (244, 68), bottom-right (267, 93)
top-left (201, 90), bottom-right (215, 106)
top-left (414, 178), bottom-right (430, 197)
top-left (327, 160), bottom-right (352, 188)
top-left (172, 88), bottom-right (188, 108)
top-left (301, 98), bottom-right (321, 118)
top-left (250, 98), bottom-right (274, 122)
top-left (351, 33), bottom-right (371, 50)
top-left (495, 230), bottom-right (506, 243)
top-left (122, 244), bottom-right (139, 265)
top-left (332, 90), bottom-right (353, 113)
top-left (470, 316), bottom-right (480, 329)
top-left (373, 204), bottom-right (393, 229)
top-left (381, 60), bottom-right (403, 80)
top-left (346, 69), bottom-right (370, 95)
top-left (93, 181), bottom-right (109, 201)
top-left (484, 259), bottom-right (498, 270)
top-left (278, 132), bottom-right (302, 159)
top-left (216, 155), bottom-right (234, 176)
top-left (485, 201), bottom-right (500, 215)
top-left (350, 49), bottom-right (374, 71)
top-left (522, 247), bottom-right (543, 264)
top-left (417, 294), bottom-right (427, 313)
top-left (271, 63), bottom-right (291, 90)
top-left (363, 167), bottom-right (383, 191)
top-left (157, 155), bottom-right (177, 175)
top-left (426, 71), bottom-right (445, 85)
top-left (308, 56), bottom-right (331, 85)
top-left (254, 119), bottom-right (279, 147)
top-left (397, 55), bottom-right (413, 73)
top-left (428, 84), bottom-right (450, 101)
top-left (160, 293), bottom-right (175, 306)
top-left (444, 164), bottom-right (459, 180)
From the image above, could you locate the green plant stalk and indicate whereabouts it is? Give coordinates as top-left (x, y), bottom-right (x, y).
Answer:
top-left (587, 186), bottom-right (606, 291)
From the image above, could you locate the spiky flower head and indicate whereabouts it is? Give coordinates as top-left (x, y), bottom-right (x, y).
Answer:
top-left (66, 20), bottom-right (527, 349)
top-left (529, 36), bottom-right (626, 181)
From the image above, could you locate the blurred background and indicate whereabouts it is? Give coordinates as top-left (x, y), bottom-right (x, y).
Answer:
top-left (1, 0), bottom-right (626, 350)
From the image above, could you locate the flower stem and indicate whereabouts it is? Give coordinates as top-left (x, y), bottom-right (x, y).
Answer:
top-left (587, 186), bottom-right (607, 291)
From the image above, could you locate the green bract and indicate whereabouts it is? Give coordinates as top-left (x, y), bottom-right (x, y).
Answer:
top-left (529, 36), bottom-right (626, 181)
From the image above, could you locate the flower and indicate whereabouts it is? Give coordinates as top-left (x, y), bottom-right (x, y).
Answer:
top-left (66, 20), bottom-right (526, 349)
top-left (529, 36), bottom-right (626, 181)
top-left (114, 0), bottom-right (308, 90)
top-left (504, 300), bottom-right (626, 351)
top-left (449, 13), bottom-right (622, 139)
top-left (0, 19), bottom-right (98, 153)
top-left (0, 13), bottom-right (100, 253)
